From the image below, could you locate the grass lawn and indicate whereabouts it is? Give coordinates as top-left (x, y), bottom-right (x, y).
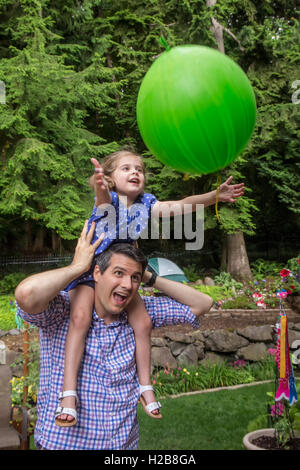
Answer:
top-left (137, 382), bottom-right (274, 450)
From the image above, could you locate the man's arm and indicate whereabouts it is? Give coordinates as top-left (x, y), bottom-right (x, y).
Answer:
top-left (15, 221), bottom-right (103, 315)
top-left (142, 271), bottom-right (214, 317)
top-left (152, 176), bottom-right (245, 217)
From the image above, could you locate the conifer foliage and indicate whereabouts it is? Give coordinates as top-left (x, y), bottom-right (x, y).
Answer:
top-left (0, 0), bottom-right (299, 264)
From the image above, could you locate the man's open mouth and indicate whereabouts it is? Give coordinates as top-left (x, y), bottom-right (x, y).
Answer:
top-left (113, 292), bottom-right (128, 305)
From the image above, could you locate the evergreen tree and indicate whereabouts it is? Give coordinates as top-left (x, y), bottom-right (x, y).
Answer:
top-left (0, 0), bottom-right (117, 252)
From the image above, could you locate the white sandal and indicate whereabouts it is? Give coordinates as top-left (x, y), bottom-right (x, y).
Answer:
top-left (55, 390), bottom-right (79, 427)
top-left (139, 384), bottom-right (162, 419)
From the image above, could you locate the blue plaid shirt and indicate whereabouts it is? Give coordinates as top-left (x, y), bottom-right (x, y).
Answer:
top-left (17, 292), bottom-right (200, 450)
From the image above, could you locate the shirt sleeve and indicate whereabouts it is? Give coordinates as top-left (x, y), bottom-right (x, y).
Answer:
top-left (142, 295), bottom-right (200, 329)
top-left (16, 291), bottom-right (70, 330)
top-left (140, 193), bottom-right (158, 216)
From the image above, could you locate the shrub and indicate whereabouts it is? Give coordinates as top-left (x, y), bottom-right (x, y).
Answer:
top-left (221, 295), bottom-right (257, 309)
top-left (213, 271), bottom-right (243, 295)
top-left (192, 284), bottom-right (226, 302)
top-left (0, 295), bottom-right (18, 330)
top-left (183, 264), bottom-right (201, 282)
top-left (251, 259), bottom-right (282, 280)
top-left (0, 273), bottom-right (27, 294)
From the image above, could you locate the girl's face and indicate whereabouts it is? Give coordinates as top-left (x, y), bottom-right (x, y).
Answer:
top-left (111, 155), bottom-right (145, 200)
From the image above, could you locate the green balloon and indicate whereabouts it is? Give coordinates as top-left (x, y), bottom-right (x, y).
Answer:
top-left (136, 45), bottom-right (256, 174)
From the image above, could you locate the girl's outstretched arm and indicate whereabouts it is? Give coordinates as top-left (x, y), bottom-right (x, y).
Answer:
top-left (152, 176), bottom-right (244, 217)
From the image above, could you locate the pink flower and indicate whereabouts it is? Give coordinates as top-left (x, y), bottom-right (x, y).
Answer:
top-left (152, 379), bottom-right (156, 385)
top-left (268, 348), bottom-right (276, 356)
top-left (234, 359), bottom-right (247, 368)
top-left (271, 402), bottom-right (284, 417)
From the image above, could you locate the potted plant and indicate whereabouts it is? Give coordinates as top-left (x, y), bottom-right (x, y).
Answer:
top-left (244, 390), bottom-right (300, 450)
top-left (243, 285), bottom-right (300, 450)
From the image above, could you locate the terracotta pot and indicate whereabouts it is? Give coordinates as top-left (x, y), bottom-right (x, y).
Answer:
top-left (243, 428), bottom-right (275, 450)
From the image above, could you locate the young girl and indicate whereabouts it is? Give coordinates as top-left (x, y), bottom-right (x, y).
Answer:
top-left (55, 150), bottom-right (244, 426)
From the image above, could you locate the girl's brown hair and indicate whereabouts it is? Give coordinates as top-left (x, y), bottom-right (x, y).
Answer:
top-left (90, 150), bottom-right (145, 190)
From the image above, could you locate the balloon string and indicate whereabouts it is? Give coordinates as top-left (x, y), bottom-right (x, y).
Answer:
top-left (215, 173), bottom-right (221, 222)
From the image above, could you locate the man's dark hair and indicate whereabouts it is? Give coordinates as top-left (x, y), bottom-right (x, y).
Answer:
top-left (94, 243), bottom-right (148, 275)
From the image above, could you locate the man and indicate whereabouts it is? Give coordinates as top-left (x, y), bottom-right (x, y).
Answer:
top-left (15, 221), bottom-right (213, 450)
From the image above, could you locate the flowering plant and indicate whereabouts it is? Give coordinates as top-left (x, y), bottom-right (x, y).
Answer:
top-left (276, 258), bottom-right (300, 298)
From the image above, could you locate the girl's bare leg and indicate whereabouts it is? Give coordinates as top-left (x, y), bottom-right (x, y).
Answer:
top-left (127, 293), bottom-right (159, 415)
top-left (56, 284), bottom-right (94, 423)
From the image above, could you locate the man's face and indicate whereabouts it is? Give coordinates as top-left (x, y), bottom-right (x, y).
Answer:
top-left (93, 253), bottom-right (143, 323)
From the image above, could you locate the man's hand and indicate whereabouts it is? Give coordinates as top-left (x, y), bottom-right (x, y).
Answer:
top-left (15, 221), bottom-right (104, 315)
top-left (72, 220), bottom-right (104, 274)
top-left (218, 176), bottom-right (245, 203)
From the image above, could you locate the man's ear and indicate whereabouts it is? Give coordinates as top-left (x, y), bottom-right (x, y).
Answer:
top-left (93, 264), bottom-right (101, 282)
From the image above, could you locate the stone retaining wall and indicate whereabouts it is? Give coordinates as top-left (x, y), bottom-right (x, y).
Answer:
top-left (150, 317), bottom-right (300, 371)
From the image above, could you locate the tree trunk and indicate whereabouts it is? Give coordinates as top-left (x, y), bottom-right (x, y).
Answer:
top-left (51, 230), bottom-right (62, 254)
top-left (226, 231), bottom-right (253, 282)
top-left (24, 221), bottom-right (33, 252)
top-left (33, 227), bottom-right (46, 253)
top-left (208, 0), bottom-right (252, 282)
top-left (220, 237), bottom-right (227, 272)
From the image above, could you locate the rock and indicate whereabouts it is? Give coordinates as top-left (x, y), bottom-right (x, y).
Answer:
top-left (205, 329), bottom-right (249, 353)
top-left (204, 277), bottom-right (215, 286)
top-left (238, 343), bottom-right (268, 362)
top-left (164, 332), bottom-right (194, 344)
top-left (291, 323), bottom-right (300, 332)
top-left (151, 337), bottom-right (167, 347)
top-left (0, 341), bottom-right (6, 365)
top-left (177, 344), bottom-right (198, 366)
top-left (170, 342), bottom-right (187, 357)
top-left (194, 343), bottom-right (205, 360)
top-left (8, 329), bottom-right (20, 336)
top-left (288, 329), bottom-right (300, 349)
top-left (189, 330), bottom-right (205, 342)
top-left (237, 325), bottom-right (273, 342)
top-left (151, 346), bottom-right (177, 369)
top-left (195, 279), bottom-right (204, 285)
top-left (200, 352), bottom-right (227, 366)
top-left (0, 330), bottom-right (6, 338)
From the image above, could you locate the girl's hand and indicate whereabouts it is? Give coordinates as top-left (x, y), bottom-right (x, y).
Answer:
top-left (218, 176), bottom-right (245, 203)
top-left (91, 158), bottom-right (108, 192)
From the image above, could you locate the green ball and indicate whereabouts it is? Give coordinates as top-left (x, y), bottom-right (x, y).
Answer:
top-left (136, 45), bottom-right (256, 174)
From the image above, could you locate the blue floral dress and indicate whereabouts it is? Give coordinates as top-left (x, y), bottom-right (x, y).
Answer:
top-left (66, 191), bottom-right (157, 291)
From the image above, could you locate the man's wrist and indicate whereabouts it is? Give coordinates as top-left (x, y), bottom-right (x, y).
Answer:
top-left (143, 271), bottom-right (157, 287)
